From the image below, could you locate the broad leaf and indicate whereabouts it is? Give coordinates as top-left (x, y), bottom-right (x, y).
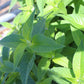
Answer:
top-left (0, 34), bottom-right (23, 48)
top-left (49, 67), bottom-right (74, 80)
top-left (30, 34), bottom-right (64, 52)
top-left (59, 14), bottom-right (84, 30)
top-left (73, 41), bottom-right (84, 79)
top-left (23, 10), bottom-right (35, 40)
top-left (18, 52), bottom-right (35, 84)
top-left (71, 26), bottom-right (84, 46)
top-left (14, 43), bottom-right (27, 70)
top-left (53, 53), bottom-right (72, 68)
top-left (37, 58), bottom-right (50, 81)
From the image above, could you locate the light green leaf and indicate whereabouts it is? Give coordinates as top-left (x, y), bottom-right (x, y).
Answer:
top-left (25, 0), bottom-right (33, 6)
top-left (71, 26), bottom-right (84, 46)
top-left (73, 41), bottom-right (84, 79)
top-left (30, 34), bottom-right (64, 52)
top-left (59, 14), bottom-right (84, 30)
top-left (14, 43), bottom-right (27, 70)
top-left (23, 10), bottom-right (35, 40)
top-left (0, 22), bottom-right (14, 29)
top-left (55, 32), bottom-right (65, 45)
top-left (37, 58), bottom-right (50, 81)
top-left (36, 0), bottom-right (46, 14)
top-left (49, 67), bottom-right (74, 80)
top-left (18, 52), bottom-right (35, 84)
top-left (0, 34), bottom-right (23, 48)
top-left (36, 51), bottom-right (55, 58)
top-left (53, 53), bottom-right (72, 68)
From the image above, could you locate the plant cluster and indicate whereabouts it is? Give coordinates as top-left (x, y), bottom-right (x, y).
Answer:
top-left (0, 0), bottom-right (84, 84)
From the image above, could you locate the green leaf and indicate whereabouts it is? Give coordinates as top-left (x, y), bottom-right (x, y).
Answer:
top-left (61, 46), bottom-right (76, 59)
top-left (5, 73), bottom-right (18, 84)
top-left (36, 0), bottom-right (46, 14)
top-left (49, 67), bottom-right (74, 80)
top-left (14, 43), bottom-right (27, 70)
top-left (0, 34), bottom-right (23, 48)
top-left (55, 32), bottom-right (65, 45)
top-left (71, 26), bottom-right (84, 46)
top-left (55, 32), bottom-right (65, 52)
top-left (23, 10), bottom-right (35, 40)
top-left (73, 41), bottom-right (84, 79)
top-left (37, 58), bottom-right (50, 81)
top-left (32, 18), bottom-right (45, 37)
top-left (36, 77), bottom-right (52, 84)
top-left (30, 34), bottom-right (64, 52)
top-left (25, 0), bottom-right (33, 6)
top-left (18, 52), bottom-right (35, 84)
top-left (0, 22), bottom-right (14, 29)
top-left (9, 0), bottom-right (17, 11)
top-left (63, 0), bottom-right (72, 6)
top-left (65, 30), bottom-right (73, 45)
top-left (52, 53), bottom-right (72, 68)
top-left (0, 61), bottom-right (14, 73)
top-left (36, 51), bottom-right (55, 58)
top-left (2, 47), bottom-right (9, 61)
top-left (59, 14), bottom-right (84, 31)
top-left (28, 76), bottom-right (35, 84)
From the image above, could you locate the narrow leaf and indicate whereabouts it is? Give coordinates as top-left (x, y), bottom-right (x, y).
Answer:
top-left (23, 10), bottom-right (35, 40)
top-left (14, 43), bottom-right (27, 70)
top-left (37, 58), bottom-right (50, 81)
top-left (18, 52), bottom-right (35, 84)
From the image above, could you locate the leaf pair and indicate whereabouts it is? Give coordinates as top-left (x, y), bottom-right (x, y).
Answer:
top-left (48, 40), bottom-right (84, 84)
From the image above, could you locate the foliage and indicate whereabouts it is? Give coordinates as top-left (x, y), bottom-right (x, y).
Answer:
top-left (0, 0), bottom-right (84, 84)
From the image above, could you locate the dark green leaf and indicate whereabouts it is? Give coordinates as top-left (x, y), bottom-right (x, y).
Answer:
top-left (18, 52), bottom-right (35, 84)
top-left (30, 34), bottom-right (64, 52)
top-left (2, 47), bottom-right (9, 61)
top-left (0, 34), bottom-right (23, 48)
top-left (0, 61), bottom-right (14, 73)
top-left (32, 18), bottom-right (45, 37)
